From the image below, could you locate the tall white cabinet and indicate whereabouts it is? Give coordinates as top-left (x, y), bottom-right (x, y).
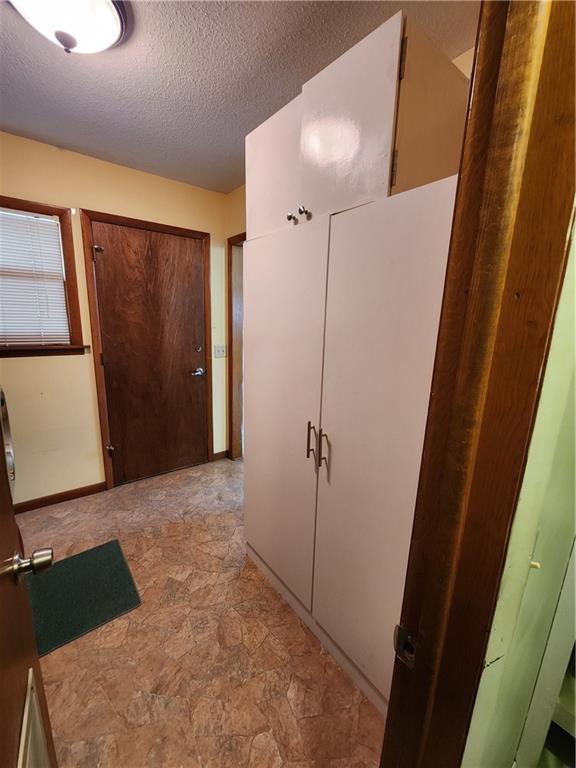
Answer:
top-left (313, 178), bottom-right (457, 698)
top-left (243, 10), bottom-right (469, 711)
top-left (243, 216), bottom-right (329, 607)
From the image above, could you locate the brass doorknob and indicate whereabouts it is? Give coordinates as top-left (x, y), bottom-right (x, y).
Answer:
top-left (12, 548), bottom-right (53, 579)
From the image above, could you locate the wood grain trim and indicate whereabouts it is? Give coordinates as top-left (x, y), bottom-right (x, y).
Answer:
top-left (227, 232), bottom-right (246, 460)
top-left (80, 210), bottom-right (115, 489)
top-left (60, 207), bottom-right (83, 347)
top-left (80, 209), bottom-right (209, 240)
top-left (380, 2), bottom-right (575, 766)
top-left (0, 195), bottom-right (84, 354)
top-left (0, 345), bottom-right (86, 358)
top-left (203, 234), bottom-right (215, 461)
top-left (0, 195), bottom-right (69, 218)
top-left (14, 482), bottom-right (106, 514)
top-left (81, 209), bottom-right (214, 482)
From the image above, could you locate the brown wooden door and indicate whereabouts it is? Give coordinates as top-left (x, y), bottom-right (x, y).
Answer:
top-left (0, 428), bottom-right (57, 766)
top-left (92, 221), bottom-right (210, 485)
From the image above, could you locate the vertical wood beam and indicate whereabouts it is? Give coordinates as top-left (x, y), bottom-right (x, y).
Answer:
top-left (381, 1), bottom-right (575, 765)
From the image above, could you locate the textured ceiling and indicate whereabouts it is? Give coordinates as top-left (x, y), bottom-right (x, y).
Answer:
top-left (0, 1), bottom-right (479, 193)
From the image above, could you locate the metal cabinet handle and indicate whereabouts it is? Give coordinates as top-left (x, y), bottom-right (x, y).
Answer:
top-left (286, 213), bottom-right (298, 224)
top-left (306, 421), bottom-right (317, 462)
top-left (318, 428), bottom-right (329, 471)
top-left (191, 367), bottom-right (205, 377)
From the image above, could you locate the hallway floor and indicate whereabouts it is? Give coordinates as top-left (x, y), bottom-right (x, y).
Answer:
top-left (18, 460), bottom-right (385, 767)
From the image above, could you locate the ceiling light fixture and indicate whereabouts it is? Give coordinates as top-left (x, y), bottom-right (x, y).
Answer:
top-left (10, 0), bottom-right (126, 54)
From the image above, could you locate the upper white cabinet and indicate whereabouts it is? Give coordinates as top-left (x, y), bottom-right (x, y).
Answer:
top-left (299, 13), bottom-right (403, 218)
top-left (245, 96), bottom-right (302, 240)
top-left (245, 12), bottom-right (468, 240)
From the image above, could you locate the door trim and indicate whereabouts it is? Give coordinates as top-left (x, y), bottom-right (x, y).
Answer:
top-left (380, 1), bottom-right (574, 765)
top-left (14, 482), bottom-right (107, 514)
top-left (226, 232), bottom-right (246, 459)
top-left (80, 209), bottom-right (214, 488)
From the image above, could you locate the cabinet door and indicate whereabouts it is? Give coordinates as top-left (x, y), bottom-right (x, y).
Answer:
top-left (243, 215), bottom-right (329, 608)
top-left (245, 96), bottom-right (302, 240)
top-left (313, 177), bottom-right (457, 696)
top-left (299, 12), bottom-right (403, 219)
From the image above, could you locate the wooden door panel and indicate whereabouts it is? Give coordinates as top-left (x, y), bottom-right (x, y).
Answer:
top-left (313, 177), bottom-right (457, 697)
top-left (243, 216), bottom-right (329, 608)
top-left (229, 243), bottom-right (243, 459)
top-left (0, 394), bottom-right (56, 766)
top-left (92, 222), bottom-right (208, 484)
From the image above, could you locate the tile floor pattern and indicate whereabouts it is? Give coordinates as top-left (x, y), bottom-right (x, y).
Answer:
top-left (18, 460), bottom-right (385, 767)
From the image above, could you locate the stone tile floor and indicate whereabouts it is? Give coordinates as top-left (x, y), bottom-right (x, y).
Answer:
top-left (18, 460), bottom-right (384, 767)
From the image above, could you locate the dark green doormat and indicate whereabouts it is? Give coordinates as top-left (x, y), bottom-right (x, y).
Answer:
top-left (26, 539), bottom-right (140, 657)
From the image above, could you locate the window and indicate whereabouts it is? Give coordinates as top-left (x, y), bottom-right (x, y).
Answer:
top-left (0, 196), bottom-right (83, 356)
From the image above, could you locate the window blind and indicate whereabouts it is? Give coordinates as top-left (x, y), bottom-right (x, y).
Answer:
top-left (0, 207), bottom-right (71, 346)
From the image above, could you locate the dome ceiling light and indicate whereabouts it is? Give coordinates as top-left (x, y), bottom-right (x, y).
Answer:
top-left (10, 0), bottom-right (126, 54)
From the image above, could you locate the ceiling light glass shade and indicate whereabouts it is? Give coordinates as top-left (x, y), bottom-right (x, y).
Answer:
top-left (10, 0), bottom-right (125, 54)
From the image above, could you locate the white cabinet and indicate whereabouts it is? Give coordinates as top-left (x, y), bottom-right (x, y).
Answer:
top-left (313, 177), bottom-right (457, 697)
top-left (243, 10), bottom-right (467, 705)
top-left (245, 12), bottom-right (468, 240)
top-left (245, 96), bottom-right (302, 240)
top-left (299, 13), bottom-right (403, 218)
top-left (243, 215), bottom-right (330, 608)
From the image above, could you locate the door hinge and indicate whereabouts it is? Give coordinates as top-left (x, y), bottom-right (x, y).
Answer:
top-left (99, 352), bottom-right (104, 366)
top-left (105, 444), bottom-right (115, 457)
top-left (92, 244), bottom-right (104, 261)
top-left (394, 624), bottom-right (416, 669)
top-left (390, 149), bottom-right (399, 188)
top-left (399, 36), bottom-right (408, 80)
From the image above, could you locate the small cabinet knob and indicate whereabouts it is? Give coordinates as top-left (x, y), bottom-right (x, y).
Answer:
top-left (298, 205), bottom-right (311, 218)
top-left (286, 213), bottom-right (298, 224)
top-left (12, 548), bottom-right (53, 579)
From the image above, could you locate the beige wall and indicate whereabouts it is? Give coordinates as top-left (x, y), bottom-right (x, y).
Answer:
top-left (224, 184), bottom-right (246, 239)
top-left (0, 131), bottom-right (245, 503)
top-left (453, 47), bottom-right (475, 78)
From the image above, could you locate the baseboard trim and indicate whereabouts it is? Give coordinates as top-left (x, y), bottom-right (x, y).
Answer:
top-left (247, 543), bottom-right (389, 716)
top-left (211, 451), bottom-right (228, 461)
top-left (14, 482), bottom-right (107, 514)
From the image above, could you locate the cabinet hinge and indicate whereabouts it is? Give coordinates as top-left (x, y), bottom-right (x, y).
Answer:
top-left (92, 244), bottom-right (104, 261)
top-left (399, 36), bottom-right (408, 80)
top-left (394, 624), bottom-right (416, 669)
top-left (390, 149), bottom-right (399, 188)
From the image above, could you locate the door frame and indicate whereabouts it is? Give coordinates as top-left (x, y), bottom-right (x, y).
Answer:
top-left (80, 209), bottom-right (214, 489)
top-left (380, 1), bottom-right (574, 766)
top-left (226, 231), bottom-right (246, 459)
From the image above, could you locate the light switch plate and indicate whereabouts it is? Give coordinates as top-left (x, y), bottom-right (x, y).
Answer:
top-left (214, 344), bottom-right (227, 358)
